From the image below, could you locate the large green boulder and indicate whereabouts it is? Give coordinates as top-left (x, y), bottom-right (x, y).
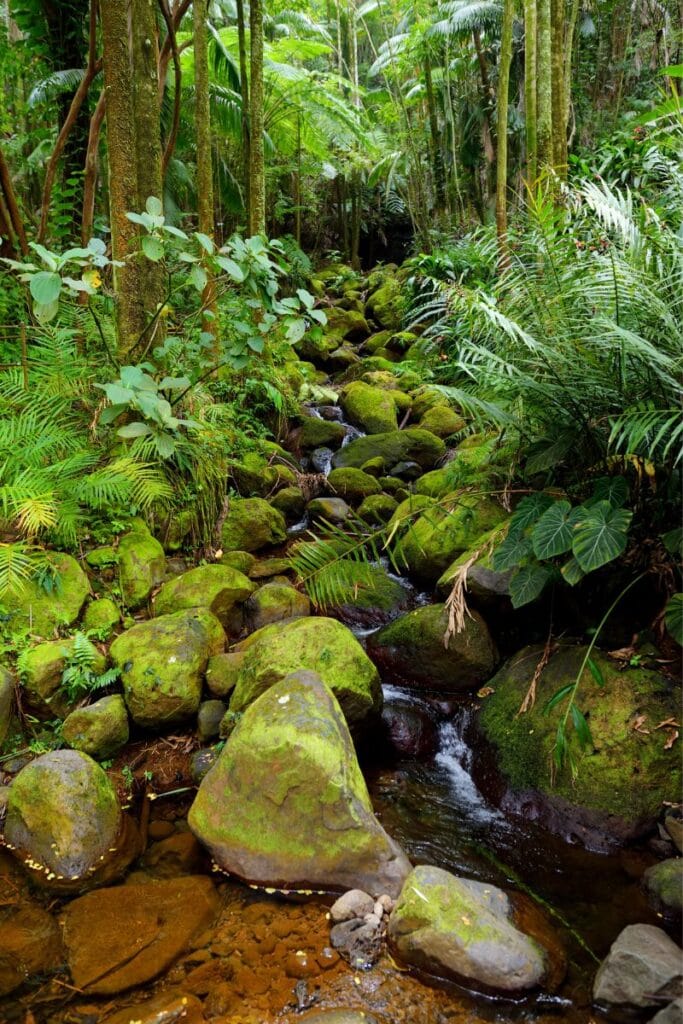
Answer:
top-left (332, 429), bottom-right (445, 472)
top-left (297, 416), bottom-right (347, 451)
top-left (271, 486), bottom-right (306, 520)
top-left (82, 597), bottom-right (121, 637)
top-left (340, 382), bottom-right (398, 435)
top-left (368, 604), bottom-right (497, 691)
top-left (388, 865), bottom-right (549, 993)
top-left (245, 581), bottom-right (310, 631)
top-left (153, 564), bottom-right (255, 625)
top-left (325, 307), bottom-right (370, 341)
top-left (62, 695), bottom-right (129, 760)
top-left (357, 493), bottom-right (399, 525)
top-left (394, 494), bottom-right (507, 582)
top-left (0, 668), bottom-right (14, 745)
top-left (419, 405), bottom-right (466, 439)
top-left (2, 552), bottom-right (89, 636)
top-left (19, 637), bottom-right (106, 718)
top-left (327, 467), bottom-right (382, 504)
top-left (110, 609), bottom-right (225, 730)
top-left (229, 616), bottom-right (382, 725)
top-left (365, 278), bottom-right (404, 330)
top-left (477, 646), bottom-right (683, 849)
top-left (4, 750), bottom-right (137, 892)
top-left (220, 497), bottom-right (287, 553)
top-left (189, 671), bottom-right (411, 896)
top-left (118, 524), bottom-right (166, 610)
top-left (437, 523), bottom-right (513, 604)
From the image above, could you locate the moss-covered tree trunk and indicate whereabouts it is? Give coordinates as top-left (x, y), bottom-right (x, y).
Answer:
top-left (524, 0), bottom-right (538, 183)
top-left (496, 0), bottom-right (514, 261)
top-left (424, 51), bottom-right (446, 214)
top-left (193, 0), bottom-right (217, 352)
top-left (550, 0), bottom-right (566, 174)
top-left (248, 0), bottom-right (266, 236)
top-left (236, 0), bottom-right (251, 228)
top-left (536, 0), bottom-right (553, 171)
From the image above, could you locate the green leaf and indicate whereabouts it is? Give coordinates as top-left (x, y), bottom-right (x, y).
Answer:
top-left (492, 533), bottom-right (532, 572)
top-left (215, 255), bottom-right (245, 282)
top-left (154, 432), bottom-right (177, 458)
top-left (126, 211), bottom-right (149, 227)
top-left (163, 224), bottom-right (189, 240)
top-left (87, 237), bottom-right (107, 255)
top-left (102, 384), bottom-right (135, 406)
top-left (531, 500), bottom-right (579, 559)
top-left (141, 235), bottom-right (164, 262)
top-left (190, 264), bottom-right (207, 293)
top-left (586, 657), bottom-right (606, 688)
top-left (572, 501), bottom-right (632, 572)
top-left (194, 232), bottom-right (214, 254)
top-left (509, 563), bottom-right (551, 607)
top-left (33, 298), bottom-right (60, 324)
top-left (158, 376), bottom-right (190, 390)
top-left (664, 593), bottom-right (683, 646)
top-left (117, 422), bottom-right (153, 439)
top-left (145, 196), bottom-right (163, 217)
top-left (590, 476), bottom-right (628, 508)
top-left (296, 288), bottom-right (314, 310)
top-left (571, 705), bottom-right (594, 748)
top-left (247, 336), bottom-right (264, 353)
top-left (29, 271), bottom-right (62, 306)
top-left (560, 556), bottom-right (585, 585)
top-left (661, 528), bottom-right (683, 559)
top-left (285, 318), bottom-right (307, 344)
top-left (545, 683), bottom-right (575, 712)
top-left (99, 403), bottom-right (127, 425)
top-left (509, 493), bottom-right (555, 533)
top-left (29, 242), bottom-right (59, 270)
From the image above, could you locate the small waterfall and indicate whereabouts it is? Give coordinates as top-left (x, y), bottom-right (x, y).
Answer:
top-left (435, 714), bottom-right (503, 826)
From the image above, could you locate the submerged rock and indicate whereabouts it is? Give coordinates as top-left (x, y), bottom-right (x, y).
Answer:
top-left (154, 564), bottom-right (255, 624)
top-left (295, 1013), bottom-right (381, 1024)
top-left (111, 609), bottom-right (225, 729)
top-left (381, 702), bottom-right (439, 759)
top-left (593, 924), bottom-right (683, 1009)
top-left (220, 497), bottom-right (287, 553)
top-left (118, 523), bottom-right (166, 609)
top-left (230, 616), bottom-right (382, 725)
top-left (104, 992), bottom-right (205, 1024)
top-left (0, 904), bottom-right (63, 996)
top-left (388, 865), bottom-right (549, 993)
top-left (190, 671), bottom-right (410, 896)
top-left (368, 603), bottom-right (497, 691)
top-left (61, 694), bottom-right (129, 759)
top-left (475, 645), bottom-right (683, 850)
top-left (3, 750), bottom-right (137, 892)
top-left (62, 876), bottom-right (220, 994)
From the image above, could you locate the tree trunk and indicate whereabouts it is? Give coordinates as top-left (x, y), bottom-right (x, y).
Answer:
top-left (236, 0), bottom-right (251, 227)
top-left (248, 0), bottom-right (266, 235)
top-left (496, 0), bottom-right (514, 262)
top-left (193, 0), bottom-right (218, 353)
top-left (0, 142), bottom-right (29, 255)
top-left (536, 0), bottom-right (553, 171)
top-left (424, 51), bottom-right (446, 213)
top-left (524, 0), bottom-right (538, 183)
top-left (550, 0), bottom-right (566, 174)
top-left (81, 90), bottom-right (107, 244)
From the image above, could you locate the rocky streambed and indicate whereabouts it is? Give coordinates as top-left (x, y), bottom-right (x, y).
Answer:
top-left (1, 262), bottom-right (681, 1024)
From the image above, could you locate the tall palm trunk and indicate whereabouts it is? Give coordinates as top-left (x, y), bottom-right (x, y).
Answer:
top-left (424, 52), bottom-right (446, 213)
top-left (248, 0), bottom-right (266, 235)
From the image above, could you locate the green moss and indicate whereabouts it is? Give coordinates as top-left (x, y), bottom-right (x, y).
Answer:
top-left (643, 859), bottom-right (683, 914)
top-left (419, 406), bottom-right (466, 439)
top-left (365, 278), bottom-right (404, 330)
top-left (479, 646), bottom-right (683, 825)
top-left (220, 497), bottom-right (287, 553)
top-left (340, 381), bottom-right (398, 434)
top-left (297, 416), bottom-right (347, 451)
top-left (2, 553), bottom-right (89, 637)
top-left (332, 428), bottom-right (445, 472)
top-left (246, 581), bottom-right (310, 630)
top-left (357, 493), bottom-right (399, 524)
top-left (205, 652), bottom-right (245, 698)
top-left (82, 598), bottom-right (121, 637)
top-left (20, 638), bottom-right (106, 716)
top-left (0, 668), bottom-right (14, 746)
top-left (327, 467), bottom-right (382, 504)
top-left (219, 550), bottom-right (257, 574)
top-left (364, 330), bottom-right (392, 354)
top-left (85, 547), bottom-right (118, 569)
top-left (62, 695), bottom-right (129, 759)
top-left (154, 564), bottom-right (255, 623)
top-left (325, 307), bottom-right (370, 341)
top-left (118, 527), bottom-right (166, 610)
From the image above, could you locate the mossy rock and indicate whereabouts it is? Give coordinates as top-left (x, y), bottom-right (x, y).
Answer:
top-left (328, 467), bottom-right (382, 504)
top-left (4, 750), bottom-right (136, 892)
top-left (1, 552), bottom-right (89, 637)
top-left (371, 347), bottom-right (400, 363)
top-left (357, 493), bottom-right (399, 525)
top-left (230, 616), bottom-right (382, 726)
top-left (330, 564), bottom-right (408, 631)
top-left (361, 457), bottom-right (385, 477)
top-left (367, 603), bottom-right (497, 691)
top-left (414, 465), bottom-right (458, 497)
top-left (20, 637), bottom-right (106, 718)
top-left (205, 651), bottom-right (245, 699)
top-left (340, 382), bottom-right (399, 435)
top-left (219, 550), bottom-right (257, 575)
top-left (327, 346), bottom-right (361, 370)
top-left (394, 494), bottom-right (507, 582)
top-left (436, 524), bottom-right (512, 604)
top-left (220, 497), bottom-right (287, 553)
top-left (419, 406), bottom-right (466, 439)
top-left (363, 331), bottom-right (392, 355)
top-left (110, 609), bottom-right (225, 730)
top-left (378, 475), bottom-right (403, 494)
top-left (198, 699), bottom-right (227, 742)
top-left (62, 695), bottom-right (129, 760)
top-left (118, 526), bottom-right (166, 610)
top-left (308, 497), bottom-right (352, 523)
top-left (189, 671), bottom-right (410, 896)
top-left (361, 370), bottom-right (400, 389)
top-left (410, 386), bottom-right (452, 421)
top-left (85, 546), bottom-right (118, 570)
top-left (332, 428), bottom-right (445, 472)
top-left (477, 645), bottom-right (683, 849)
top-left (643, 859), bottom-right (683, 916)
top-left (249, 556), bottom-right (293, 580)
top-left (0, 668), bottom-right (14, 746)
top-left (295, 331), bottom-right (337, 364)
top-left (365, 278), bottom-right (404, 331)
top-left (246, 581), bottom-right (310, 631)
top-left (82, 598), bottom-right (121, 638)
top-left (153, 564), bottom-right (255, 625)
top-left (386, 331), bottom-right (418, 355)
top-left (297, 416), bottom-right (347, 451)
top-left (388, 865), bottom-right (549, 993)
top-left (325, 307), bottom-right (370, 341)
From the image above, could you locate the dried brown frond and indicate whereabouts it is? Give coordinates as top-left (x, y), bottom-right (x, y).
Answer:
top-left (516, 634), bottom-right (558, 716)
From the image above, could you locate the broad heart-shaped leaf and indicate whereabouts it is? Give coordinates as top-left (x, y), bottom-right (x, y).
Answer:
top-left (532, 500), bottom-right (584, 560)
top-left (509, 492), bottom-right (555, 534)
top-left (30, 270), bottom-right (62, 306)
top-left (87, 237), bottom-right (107, 255)
top-left (509, 563), bottom-right (552, 608)
top-left (158, 376), bottom-right (190, 391)
top-left (145, 196), bottom-right (163, 217)
top-left (99, 402), bottom-right (127, 425)
top-left (116, 421), bottom-right (153, 439)
top-left (247, 335), bottom-right (264, 353)
top-left (560, 555), bottom-right (585, 585)
top-left (492, 532), bottom-right (532, 572)
top-left (141, 234), bottom-right (164, 262)
top-left (194, 231), bottom-right (214, 254)
top-left (664, 593), bottom-right (683, 645)
top-left (102, 383), bottom-right (135, 406)
top-left (589, 475), bottom-right (629, 508)
top-left (572, 500), bottom-right (632, 572)
top-left (120, 365), bottom-right (157, 391)
top-left (285, 318), bottom-right (306, 344)
top-left (154, 431), bottom-right (177, 459)
top-left (33, 298), bottom-right (59, 324)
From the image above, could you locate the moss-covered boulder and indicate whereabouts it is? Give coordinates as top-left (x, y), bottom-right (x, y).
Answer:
top-left (197, 699), bottom-right (227, 742)
top-left (4, 750), bottom-right (137, 892)
top-left (308, 497), bottom-right (352, 523)
top-left (118, 525), bottom-right (166, 610)
top-left (153, 564), bottom-right (255, 625)
top-left (340, 382), bottom-right (398, 435)
top-left (325, 307), bottom-right (370, 341)
top-left (357, 493), bottom-right (399, 525)
top-left (62, 695), bottom-right (129, 760)
top-left (437, 523), bottom-right (513, 604)
top-left (189, 671), bottom-right (410, 896)
top-left (368, 604), bottom-right (497, 691)
top-left (85, 546), bottom-right (118, 569)
top-left (229, 616), bottom-right (382, 725)
top-left (475, 646), bottom-right (683, 850)
top-left (295, 331), bottom-right (338, 365)
top-left (331, 564), bottom-right (408, 630)
top-left (328, 467), bottom-right (382, 504)
top-left (363, 330), bottom-right (392, 355)
top-left (332, 429), bottom-right (445, 472)
top-left (394, 494), bottom-right (507, 582)
top-left (82, 597), bottom-right (121, 637)
top-left (0, 668), bottom-right (14, 745)
top-left (2, 552), bottom-right (89, 637)
top-left (19, 637), bottom-right (106, 718)
top-left (246, 581), bottom-right (310, 631)
top-left (414, 465), bottom-right (458, 497)
top-left (297, 416), bottom-right (347, 451)
top-left (219, 550), bottom-right (256, 575)
top-left (643, 859), bottom-right (683, 917)
top-left (419, 406), bottom-right (466, 439)
top-left (205, 651), bottom-right (244, 699)
top-left (271, 486), bottom-right (306, 520)
top-left (220, 498), bottom-right (287, 553)
top-left (388, 865), bottom-right (550, 993)
top-left (110, 609), bottom-right (225, 730)
top-left (365, 278), bottom-right (404, 330)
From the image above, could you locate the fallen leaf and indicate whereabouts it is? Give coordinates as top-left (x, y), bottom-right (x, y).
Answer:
top-left (608, 646), bottom-right (636, 662)
top-left (631, 714), bottom-right (650, 735)
top-left (664, 730), bottom-right (679, 750)
top-left (477, 686), bottom-right (495, 698)
top-left (655, 718), bottom-right (681, 730)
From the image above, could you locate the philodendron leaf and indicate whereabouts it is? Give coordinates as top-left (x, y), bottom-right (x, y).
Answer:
top-left (664, 593), bottom-right (683, 645)
top-left (590, 475), bottom-right (629, 508)
top-left (572, 500), bottom-right (632, 572)
top-left (509, 563), bottom-right (551, 607)
top-left (508, 493), bottom-right (555, 533)
top-left (531, 500), bottom-right (582, 559)
top-left (492, 533), bottom-right (533, 572)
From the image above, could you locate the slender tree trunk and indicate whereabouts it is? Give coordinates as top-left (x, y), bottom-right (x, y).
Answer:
top-left (496, 0), bottom-right (514, 262)
top-left (81, 89), bottom-right (107, 244)
top-left (0, 142), bottom-right (28, 255)
top-left (193, 0), bottom-right (217, 353)
top-left (563, 0), bottom-right (580, 147)
top-left (248, 0), bottom-right (266, 235)
top-left (236, 0), bottom-right (251, 227)
top-left (524, 0), bottom-right (538, 183)
top-left (536, 0), bottom-right (553, 171)
top-left (424, 52), bottom-right (446, 213)
top-left (550, 0), bottom-right (566, 174)
top-left (294, 113), bottom-right (302, 246)
top-left (159, 0), bottom-right (182, 174)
